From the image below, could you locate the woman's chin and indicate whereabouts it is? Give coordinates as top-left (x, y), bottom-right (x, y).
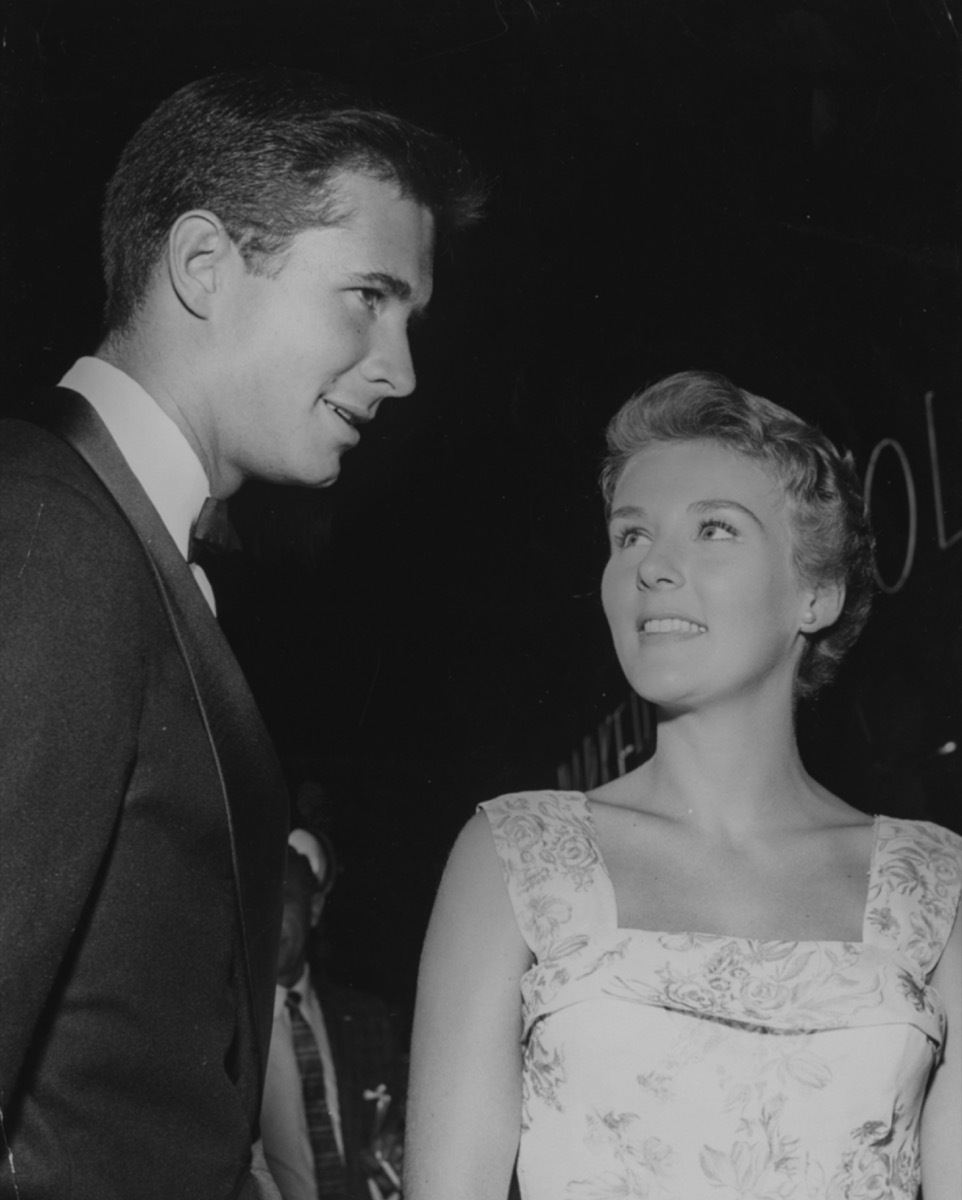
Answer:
top-left (624, 667), bottom-right (700, 710)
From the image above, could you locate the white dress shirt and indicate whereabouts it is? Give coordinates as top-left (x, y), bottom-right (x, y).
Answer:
top-left (59, 357), bottom-right (216, 612)
top-left (260, 965), bottom-right (344, 1200)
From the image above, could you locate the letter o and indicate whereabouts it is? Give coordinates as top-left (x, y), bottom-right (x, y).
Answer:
top-left (863, 438), bottom-right (917, 594)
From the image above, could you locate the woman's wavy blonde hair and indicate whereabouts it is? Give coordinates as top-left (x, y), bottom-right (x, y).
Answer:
top-left (601, 371), bottom-right (875, 699)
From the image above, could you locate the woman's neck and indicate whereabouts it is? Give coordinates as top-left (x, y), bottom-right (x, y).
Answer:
top-left (635, 691), bottom-right (835, 839)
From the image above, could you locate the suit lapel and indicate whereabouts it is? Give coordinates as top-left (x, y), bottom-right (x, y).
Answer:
top-left (32, 387), bottom-right (288, 1106)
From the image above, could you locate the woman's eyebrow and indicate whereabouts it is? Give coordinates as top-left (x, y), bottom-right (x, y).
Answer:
top-left (690, 498), bottom-right (764, 528)
top-left (608, 504), bottom-right (647, 523)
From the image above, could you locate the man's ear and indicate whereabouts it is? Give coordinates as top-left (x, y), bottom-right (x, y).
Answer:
top-left (800, 579), bottom-right (845, 634)
top-left (309, 892), bottom-right (326, 930)
top-left (166, 211), bottom-right (234, 318)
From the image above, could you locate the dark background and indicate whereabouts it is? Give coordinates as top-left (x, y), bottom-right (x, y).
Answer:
top-left (3, 0), bottom-right (960, 1034)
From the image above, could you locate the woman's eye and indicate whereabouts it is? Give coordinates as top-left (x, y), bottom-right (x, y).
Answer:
top-left (699, 519), bottom-right (737, 540)
top-left (614, 526), bottom-right (649, 549)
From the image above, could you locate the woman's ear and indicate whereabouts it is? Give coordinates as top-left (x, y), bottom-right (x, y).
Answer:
top-left (801, 580), bottom-right (845, 633)
top-left (166, 210), bottom-right (233, 318)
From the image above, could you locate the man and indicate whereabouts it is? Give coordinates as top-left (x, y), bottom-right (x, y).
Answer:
top-left (261, 831), bottom-right (405, 1200)
top-left (0, 70), bottom-right (480, 1199)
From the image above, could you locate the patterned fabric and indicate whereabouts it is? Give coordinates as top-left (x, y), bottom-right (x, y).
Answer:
top-left (480, 792), bottom-right (962, 1200)
top-left (286, 989), bottom-right (349, 1200)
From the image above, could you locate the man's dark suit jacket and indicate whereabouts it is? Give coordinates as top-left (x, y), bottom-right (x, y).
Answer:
top-left (316, 981), bottom-right (404, 1200)
top-left (0, 391), bottom-right (289, 1200)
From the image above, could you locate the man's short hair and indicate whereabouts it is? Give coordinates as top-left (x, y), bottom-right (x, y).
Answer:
top-left (101, 68), bottom-right (485, 335)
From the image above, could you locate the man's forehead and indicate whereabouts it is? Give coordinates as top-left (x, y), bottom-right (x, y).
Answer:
top-left (325, 168), bottom-right (434, 232)
top-left (316, 171), bottom-right (435, 299)
top-left (285, 843), bottom-right (325, 894)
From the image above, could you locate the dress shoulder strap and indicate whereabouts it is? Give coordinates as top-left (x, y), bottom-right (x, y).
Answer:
top-left (865, 817), bottom-right (962, 978)
top-left (478, 791), bottom-right (615, 960)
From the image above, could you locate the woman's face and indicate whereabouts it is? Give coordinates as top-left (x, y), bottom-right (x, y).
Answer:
top-left (601, 439), bottom-right (814, 713)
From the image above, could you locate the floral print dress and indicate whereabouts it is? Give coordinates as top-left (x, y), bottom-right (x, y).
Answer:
top-left (479, 792), bottom-right (961, 1200)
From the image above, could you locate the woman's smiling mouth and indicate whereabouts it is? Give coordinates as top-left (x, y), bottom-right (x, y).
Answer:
top-left (638, 617), bottom-right (708, 635)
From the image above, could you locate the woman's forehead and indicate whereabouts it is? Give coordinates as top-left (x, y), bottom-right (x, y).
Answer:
top-left (613, 439), bottom-right (785, 502)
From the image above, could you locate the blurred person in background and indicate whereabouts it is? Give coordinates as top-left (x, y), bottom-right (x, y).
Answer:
top-left (263, 830), bottom-right (405, 1200)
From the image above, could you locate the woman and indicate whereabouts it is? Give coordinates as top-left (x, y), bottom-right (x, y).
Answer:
top-left (405, 371), bottom-right (961, 1200)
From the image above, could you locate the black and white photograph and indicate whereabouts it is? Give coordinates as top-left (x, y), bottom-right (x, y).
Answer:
top-left (2, 2), bottom-right (960, 1197)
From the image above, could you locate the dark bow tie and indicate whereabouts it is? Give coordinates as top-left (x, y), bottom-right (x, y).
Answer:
top-left (188, 497), bottom-right (241, 564)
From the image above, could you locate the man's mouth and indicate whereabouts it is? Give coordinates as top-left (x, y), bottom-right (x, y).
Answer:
top-left (324, 400), bottom-right (362, 428)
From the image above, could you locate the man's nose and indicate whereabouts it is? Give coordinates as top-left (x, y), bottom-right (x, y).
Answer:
top-left (635, 540), bottom-right (684, 590)
top-left (363, 321), bottom-right (417, 398)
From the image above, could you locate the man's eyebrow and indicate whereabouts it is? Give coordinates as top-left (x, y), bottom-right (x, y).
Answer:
top-left (353, 270), bottom-right (432, 322)
top-left (690, 498), bottom-right (764, 528)
top-left (354, 270), bottom-right (412, 300)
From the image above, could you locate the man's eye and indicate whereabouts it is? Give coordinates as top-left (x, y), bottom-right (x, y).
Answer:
top-left (356, 288), bottom-right (384, 311)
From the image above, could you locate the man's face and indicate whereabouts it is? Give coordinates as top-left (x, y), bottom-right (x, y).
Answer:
top-left (276, 857), bottom-right (325, 987)
top-left (207, 170), bottom-right (435, 494)
top-left (277, 883), bottom-right (312, 987)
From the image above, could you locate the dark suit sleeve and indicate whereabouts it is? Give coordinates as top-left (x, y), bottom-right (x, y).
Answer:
top-left (0, 461), bottom-right (145, 1109)
top-left (322, 984), bottom-right (406, 1177)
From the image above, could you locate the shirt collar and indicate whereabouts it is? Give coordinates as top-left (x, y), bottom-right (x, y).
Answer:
top-left (59, 357), bottom-right (210, 561)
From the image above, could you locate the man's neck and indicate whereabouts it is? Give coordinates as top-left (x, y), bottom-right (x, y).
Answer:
top-left (96, 335), bottom-right (236, 498)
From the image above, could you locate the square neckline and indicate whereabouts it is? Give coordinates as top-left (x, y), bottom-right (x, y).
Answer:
top-left (577, 792), bottom-right (882, 947)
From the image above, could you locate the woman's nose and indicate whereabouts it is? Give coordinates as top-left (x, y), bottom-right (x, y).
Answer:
top-left (635, 541), bottom-right (684, 590)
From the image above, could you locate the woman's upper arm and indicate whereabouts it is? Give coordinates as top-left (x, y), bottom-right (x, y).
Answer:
top-left (406, 810), bottom-right (532, 1200)
top-left (921, 895), bottom-right (962, 1200)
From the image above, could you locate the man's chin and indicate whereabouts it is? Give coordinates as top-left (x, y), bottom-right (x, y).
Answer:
top-left (282, 465), bottom-right (340, 490)
top-left (305, 452), bottom-right (344, 489)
